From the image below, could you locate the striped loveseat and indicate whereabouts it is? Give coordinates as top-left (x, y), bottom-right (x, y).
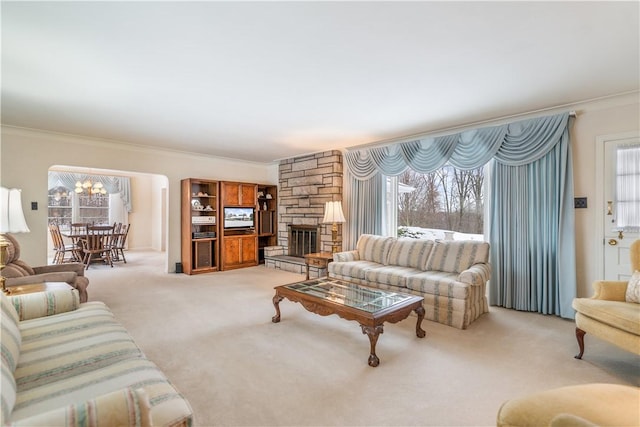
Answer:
top-left (328, 234), bottom-right (491, 329)
top-left (1, 288), bottom-right (193, 426)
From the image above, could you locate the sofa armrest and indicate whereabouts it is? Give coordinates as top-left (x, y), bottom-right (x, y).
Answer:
top-left (333, 250), bottom-right (360, 262)
top-left (33, 263), bottom-right (85, 277)
top-left (591, 280), bottom-right (628, 302)
top-left (11, 387), bottom-right (152, 427)
top-left (458, 263), bottom-right (491, 285)
top-left (9, 289), bottom-right (79, 321)
top-left (5, 272), bottom-right (77, 287)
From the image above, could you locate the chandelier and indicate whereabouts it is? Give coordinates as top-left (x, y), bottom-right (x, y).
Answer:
top-left (75, 179), bottom-right (107, 197)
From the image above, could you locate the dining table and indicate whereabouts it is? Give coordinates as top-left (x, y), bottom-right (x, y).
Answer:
top-left (61, 225), bottom-right (123, 265)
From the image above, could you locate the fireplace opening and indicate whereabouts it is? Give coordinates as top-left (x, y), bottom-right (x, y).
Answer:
top-left (288, 225), bottom-right (320, 258)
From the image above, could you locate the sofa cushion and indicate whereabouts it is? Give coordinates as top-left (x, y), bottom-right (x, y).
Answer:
top-left (425, 240), bottom-right (489, 273)
top-left (572, 298), bottom-right (640, 335)
top-left (405, 270), bottom-right (470, 299)
top-left (10, 289), bottom-right (80, 321)
top-left (329, 260), bottom-right (384, 281)
top-left (11, 357), bottom-right (192, 426)
top-left (12, 387), bottom-right (152, 427)
top-left (625, 271), bottom-right (640, 303)
top-left (16, 303), bottom-right (144, 387)
top-left (365, 266), bottom-right (420, 289)
top-left (356, 234), bottom-right (395, 265)
top-left (387, 238), bottom-right (433, 270)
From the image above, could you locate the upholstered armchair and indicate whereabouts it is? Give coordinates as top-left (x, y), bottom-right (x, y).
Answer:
top-left (572, 239), bottom-right (640, 358)
top-left (0, 233), bottom-right (89, 302)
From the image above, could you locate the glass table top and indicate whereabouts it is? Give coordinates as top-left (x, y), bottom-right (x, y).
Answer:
top-left (282, 278), bottom-right (414, 313)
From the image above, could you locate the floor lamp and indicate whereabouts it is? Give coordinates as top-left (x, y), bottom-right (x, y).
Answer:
top-left (322, 201), bottom-right (346, 253)
top-left (0, 187), bottom-right (31, 293)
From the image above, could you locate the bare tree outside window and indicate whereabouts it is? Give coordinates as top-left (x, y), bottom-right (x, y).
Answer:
top-left (397, 166), bottom-right (484, 237)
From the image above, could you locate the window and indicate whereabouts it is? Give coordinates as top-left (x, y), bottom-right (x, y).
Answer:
top-left (48, 187), bottom-right (73, 230)
top-left (47, 186), bottom-right (110, 230)
top-left (616, 144), bottom-right (640, 230)
top-left (391, 165), bottom-right (485, 240)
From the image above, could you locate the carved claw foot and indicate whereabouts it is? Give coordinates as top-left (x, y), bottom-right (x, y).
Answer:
top-left (368, 354), bottom-right (380, 367)
top-left (272, 294), bottom-right (283, 323)
top-left (361, 324), bottom-right (384, 367)
top-left (415, 306), bottom-right (426, 338)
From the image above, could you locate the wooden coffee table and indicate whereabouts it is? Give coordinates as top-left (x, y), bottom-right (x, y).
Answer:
top-left (272, 277), bottom-right (425, 367)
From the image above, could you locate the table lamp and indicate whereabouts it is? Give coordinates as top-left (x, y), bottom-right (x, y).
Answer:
top-left (0, 187), bottom-right (31, 293)
top-left (322, 201), bottom-right (346, 253)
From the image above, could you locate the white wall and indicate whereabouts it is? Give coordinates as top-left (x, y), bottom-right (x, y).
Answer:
top-left (0, 128), bottom-right (278, 271)
top-left (570, 94), bottom-right (639, 296)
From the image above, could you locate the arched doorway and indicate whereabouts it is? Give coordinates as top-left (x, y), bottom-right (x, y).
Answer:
top-left (47, 165), bottom-right (169, 269)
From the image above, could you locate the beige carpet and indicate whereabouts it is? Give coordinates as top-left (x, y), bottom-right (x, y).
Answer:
top-left (83, 250), bottom-right (639, 427)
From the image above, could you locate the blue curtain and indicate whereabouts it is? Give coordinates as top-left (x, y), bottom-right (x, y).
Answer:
top-left (343, 112), bottom-right (577, 318)
top-left (489, 125), bottom-right (576, 317)
top-left (342, 168), bottom-right (385, 250)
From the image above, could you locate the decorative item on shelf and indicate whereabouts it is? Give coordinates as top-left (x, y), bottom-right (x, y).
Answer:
top-left (266, 194), bottom-right (272, 199)
top-left (0, 187), bottom-right (31, 294)
top-left (257, 191), bottom-right (264, 198)
top-left (263, 202), bottom-right (268, 211)
top-left (75, 179), bottom-right (107, 197)
top-left (52, 188), bottom-right (69, 202)
top-left (322, 200), bottom-right (346, 253)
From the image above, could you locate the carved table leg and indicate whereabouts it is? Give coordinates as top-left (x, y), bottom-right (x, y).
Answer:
top-left (574, 327), bottom-right (586, 359)
top-left (361, 325), bottom-right (384, 367)
top-left (415, 305), bottom-right (426, 338)
top-left (272, 294), bottom-right (284, 323)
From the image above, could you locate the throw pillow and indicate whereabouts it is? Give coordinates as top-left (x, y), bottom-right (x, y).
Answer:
top-left (625, 270), bottom-right (640, 303)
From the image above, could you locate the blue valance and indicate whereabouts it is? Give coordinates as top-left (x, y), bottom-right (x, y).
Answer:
top-left (345, 112), bottom-right (570, 177)
top-left (48, 171), bottom-right (132, 213)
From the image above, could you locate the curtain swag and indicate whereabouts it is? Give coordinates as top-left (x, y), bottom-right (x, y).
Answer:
top-left (48, 171), bottom-right (133, 213)
top-left (345, 112), bottom-right (570, 178)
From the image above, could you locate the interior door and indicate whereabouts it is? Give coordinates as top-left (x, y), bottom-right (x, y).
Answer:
top-left (600, 134), bottom-right (640, 280)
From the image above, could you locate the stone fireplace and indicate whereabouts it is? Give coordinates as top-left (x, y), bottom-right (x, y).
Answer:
top-left (264, 150), bottom-right (343, 277)
top-left (278, 149), bottom-right (343, 255)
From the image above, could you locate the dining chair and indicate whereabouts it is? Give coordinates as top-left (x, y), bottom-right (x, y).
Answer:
top-left (49, 223), bottom-right (80, 264)
top-left (69, 223), bottom-right (88, 247)
top-left (112, 223), bottom-right (130, 263)
top-left (81, 225), bottom-right (114, 269)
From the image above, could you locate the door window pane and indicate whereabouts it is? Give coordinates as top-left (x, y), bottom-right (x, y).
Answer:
top-left (616, 144), bottom-right (640, 230)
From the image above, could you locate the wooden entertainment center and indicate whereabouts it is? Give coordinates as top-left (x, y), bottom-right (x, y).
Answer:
top-left (180, 179), bottom-right (277, 274)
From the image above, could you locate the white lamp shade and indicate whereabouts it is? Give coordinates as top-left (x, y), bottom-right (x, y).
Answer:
top-left (0, 187), bottom-right (30, 233)
top-left (322, 201), bottom-right (346, 224)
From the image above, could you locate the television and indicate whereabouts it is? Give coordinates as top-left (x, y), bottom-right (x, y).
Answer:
top-left (223, 207), bottom-right (255, 229)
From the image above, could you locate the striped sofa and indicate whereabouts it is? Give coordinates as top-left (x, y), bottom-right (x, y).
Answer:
top-left (1, 288), bottom-right (193, 426)
top-left (328, 234), bottom-right (491, 329)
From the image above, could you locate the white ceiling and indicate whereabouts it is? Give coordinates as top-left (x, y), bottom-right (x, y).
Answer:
top-left (2, 1), bottom-right (638, 163)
